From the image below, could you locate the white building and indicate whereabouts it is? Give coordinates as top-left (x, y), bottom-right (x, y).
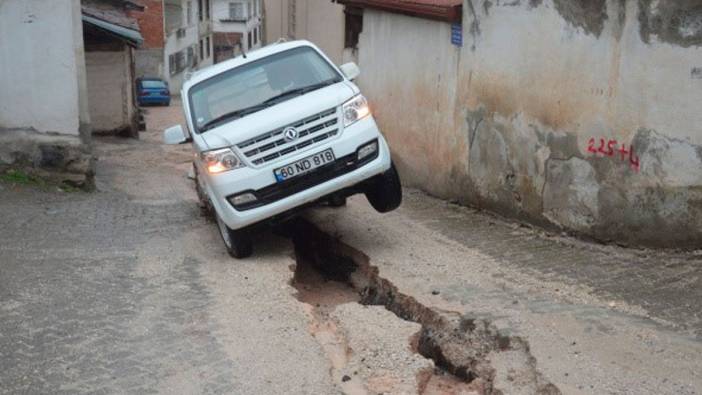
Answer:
top-left (211, 0), bottom-right (262, 63)
top-left (163, 0), bottom-right (214, 93)
top-left (263, 0), bottom-right (347, 65)
top-left (0, 0), bottom-right (94, 186)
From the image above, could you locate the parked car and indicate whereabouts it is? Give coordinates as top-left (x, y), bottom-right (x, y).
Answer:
top-left (164, 40), bottom-right (402, 258)
top-left (136, 77), bottom-right (170, 106)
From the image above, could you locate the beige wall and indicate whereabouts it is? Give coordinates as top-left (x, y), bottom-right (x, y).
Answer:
top-left (356, 0), bottom-right (702, 248)
top-left (86, 50), bottom-right (135, 133)
top-left (263, 0), bottom-right (345, 64)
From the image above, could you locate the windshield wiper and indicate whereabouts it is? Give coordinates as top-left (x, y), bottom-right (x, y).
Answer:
top-left (199, 103), bottom-right (269, 132)
top-left (261, 79), bottom-right (340, 106)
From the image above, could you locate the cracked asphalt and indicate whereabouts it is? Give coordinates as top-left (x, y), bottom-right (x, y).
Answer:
top-left (2, 100), bottom-right (701, 394)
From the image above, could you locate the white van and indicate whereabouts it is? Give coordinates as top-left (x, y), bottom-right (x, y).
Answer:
top-left (164, 40), bottom-right (401, 258)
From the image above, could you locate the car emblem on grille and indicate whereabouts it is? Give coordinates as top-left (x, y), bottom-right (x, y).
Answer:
top-left (283, 127), bottom-right (299, 142)
top-left (283, 126), bottom-right (300, 143)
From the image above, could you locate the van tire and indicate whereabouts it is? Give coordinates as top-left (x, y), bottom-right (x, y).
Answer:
top-left (365, 164), bottom-right (402, 213)
top-left (216, 213), bottom-right (253, 259)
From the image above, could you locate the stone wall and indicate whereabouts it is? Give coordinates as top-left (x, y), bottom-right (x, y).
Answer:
top-left (356, 0), bottom-right (702, 248)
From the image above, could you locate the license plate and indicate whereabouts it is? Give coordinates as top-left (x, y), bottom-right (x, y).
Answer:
top-left (274, 149), bottom-right (335, 182)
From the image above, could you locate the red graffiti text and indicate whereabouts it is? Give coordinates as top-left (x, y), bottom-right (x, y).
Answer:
top-left (586, 138), bottom-right (640, 171)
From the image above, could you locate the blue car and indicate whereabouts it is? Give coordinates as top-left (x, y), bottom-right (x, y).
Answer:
top-left (136, 78), bottom-right (171, 106)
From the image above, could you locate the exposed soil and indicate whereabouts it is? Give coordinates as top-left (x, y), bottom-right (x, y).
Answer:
top-left (284, 219), bottom-right (560, 395)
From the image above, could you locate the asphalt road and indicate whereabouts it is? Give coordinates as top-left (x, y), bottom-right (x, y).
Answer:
top-left (1, 101), bottom-right (701, 394)
top-left (0, 102), bottom-right (336, 394)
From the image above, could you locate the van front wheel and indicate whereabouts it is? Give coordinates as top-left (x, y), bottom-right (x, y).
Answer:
top-left (365, 164), bottom-right (402, 213)
top-left (216, 213), bottom-right (253, 259)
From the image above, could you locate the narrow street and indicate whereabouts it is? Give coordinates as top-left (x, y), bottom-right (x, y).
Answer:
top-left (1, 102), bottom-right (701, 394)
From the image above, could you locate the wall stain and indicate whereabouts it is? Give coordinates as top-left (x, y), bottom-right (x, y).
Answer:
top-left (483, 0), bottom-right (493, 15)
top-left (552, 0), bottom-right (608, 37)
top-left (638, 0), bottom-right (702, 47)
top-left (466, 1), bottom-right (482, 51)
top-left (466, 107), bottom-right (486, 149)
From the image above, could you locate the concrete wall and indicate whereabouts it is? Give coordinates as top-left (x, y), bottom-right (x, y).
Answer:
top-left (134, 48), bottom-right (164, 78)
top-left (86, 50), bottom-right (135, 134)
top-left (263, 0), bottom-right (345, 64)
top-left (0, 0), bottom-right (93, 186)
top-left (356, 0), bottom-right (702, 248)
top-left (0, 0), bottom-right (88, 136)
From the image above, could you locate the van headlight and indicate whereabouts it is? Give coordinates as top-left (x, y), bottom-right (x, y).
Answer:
top-left (343, 95), bottom-right (371, 127)
top-left (201, 148), bottom-right (245, 174)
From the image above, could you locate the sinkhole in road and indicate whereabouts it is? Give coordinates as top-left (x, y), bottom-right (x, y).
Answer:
top-left (283, 219), bottom-right (560, 395)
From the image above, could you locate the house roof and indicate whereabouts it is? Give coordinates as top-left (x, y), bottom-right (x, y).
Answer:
top-left (337, 0), bottom-right (462, 22)
top-left (82, 0), bottom-right (144, 46)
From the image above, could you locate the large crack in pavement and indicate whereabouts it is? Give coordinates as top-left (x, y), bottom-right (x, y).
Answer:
top-left (284, 219), bottom-right (561, 395)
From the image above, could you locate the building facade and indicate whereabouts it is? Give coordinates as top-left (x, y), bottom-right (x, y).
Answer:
top-left (338, 0), bottom-right (702, 248)
top-left (197, 0), bottom-right (214, 70)
top-left (263, 0), bottom-right (347, 65)
top-left (0, 0), bottom-right (93, 186)
top-left (164, 0), bottom-right (206, 92)
top-left (212, 0), bottom-right (263, 63)
top-left (83, 0), bottom-right (144, 137)
top-left (128, 0), bottom-right (165, 77)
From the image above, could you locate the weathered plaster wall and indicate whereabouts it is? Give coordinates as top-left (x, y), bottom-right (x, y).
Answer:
top-left (134, 48), bottom-right (164, 78)
top-left (263, 0), bottom-right (346, 64)
top-left (86, 50), bottom-right (135, 134)
top-left (0, 0), bottom-right (87, 136)
top-left (357, 0), bottom-right (702, 248)
top-left (0, 0), bottom-right (93, 186)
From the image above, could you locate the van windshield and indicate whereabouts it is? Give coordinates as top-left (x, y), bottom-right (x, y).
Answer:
top-left (189, 46), bottom-right (343, 133)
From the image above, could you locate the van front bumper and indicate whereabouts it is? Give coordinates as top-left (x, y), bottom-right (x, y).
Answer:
top-left (201, 116), bottom-right (392, 230)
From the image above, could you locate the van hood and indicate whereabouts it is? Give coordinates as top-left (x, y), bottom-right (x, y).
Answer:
top-left (201, 82), bottom-right (355, 149)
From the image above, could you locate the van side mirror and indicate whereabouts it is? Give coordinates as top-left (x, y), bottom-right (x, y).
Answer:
top-left (163, 124), bottom-right (190, 145)
top-left (340, 62), bottom-right (361, 81)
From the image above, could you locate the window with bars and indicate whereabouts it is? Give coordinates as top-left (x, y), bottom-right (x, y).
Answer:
top-left (187, 46), bottom-right (195, 66)
top-left (169, 51), bottom-right (188, 75)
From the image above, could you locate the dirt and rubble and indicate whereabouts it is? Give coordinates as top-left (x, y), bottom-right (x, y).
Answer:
top-left (288, 219), bottom-right (559, 394)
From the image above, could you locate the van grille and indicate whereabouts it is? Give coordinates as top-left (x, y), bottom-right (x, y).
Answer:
top-left (236, 108), bottom-right (339, 166)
